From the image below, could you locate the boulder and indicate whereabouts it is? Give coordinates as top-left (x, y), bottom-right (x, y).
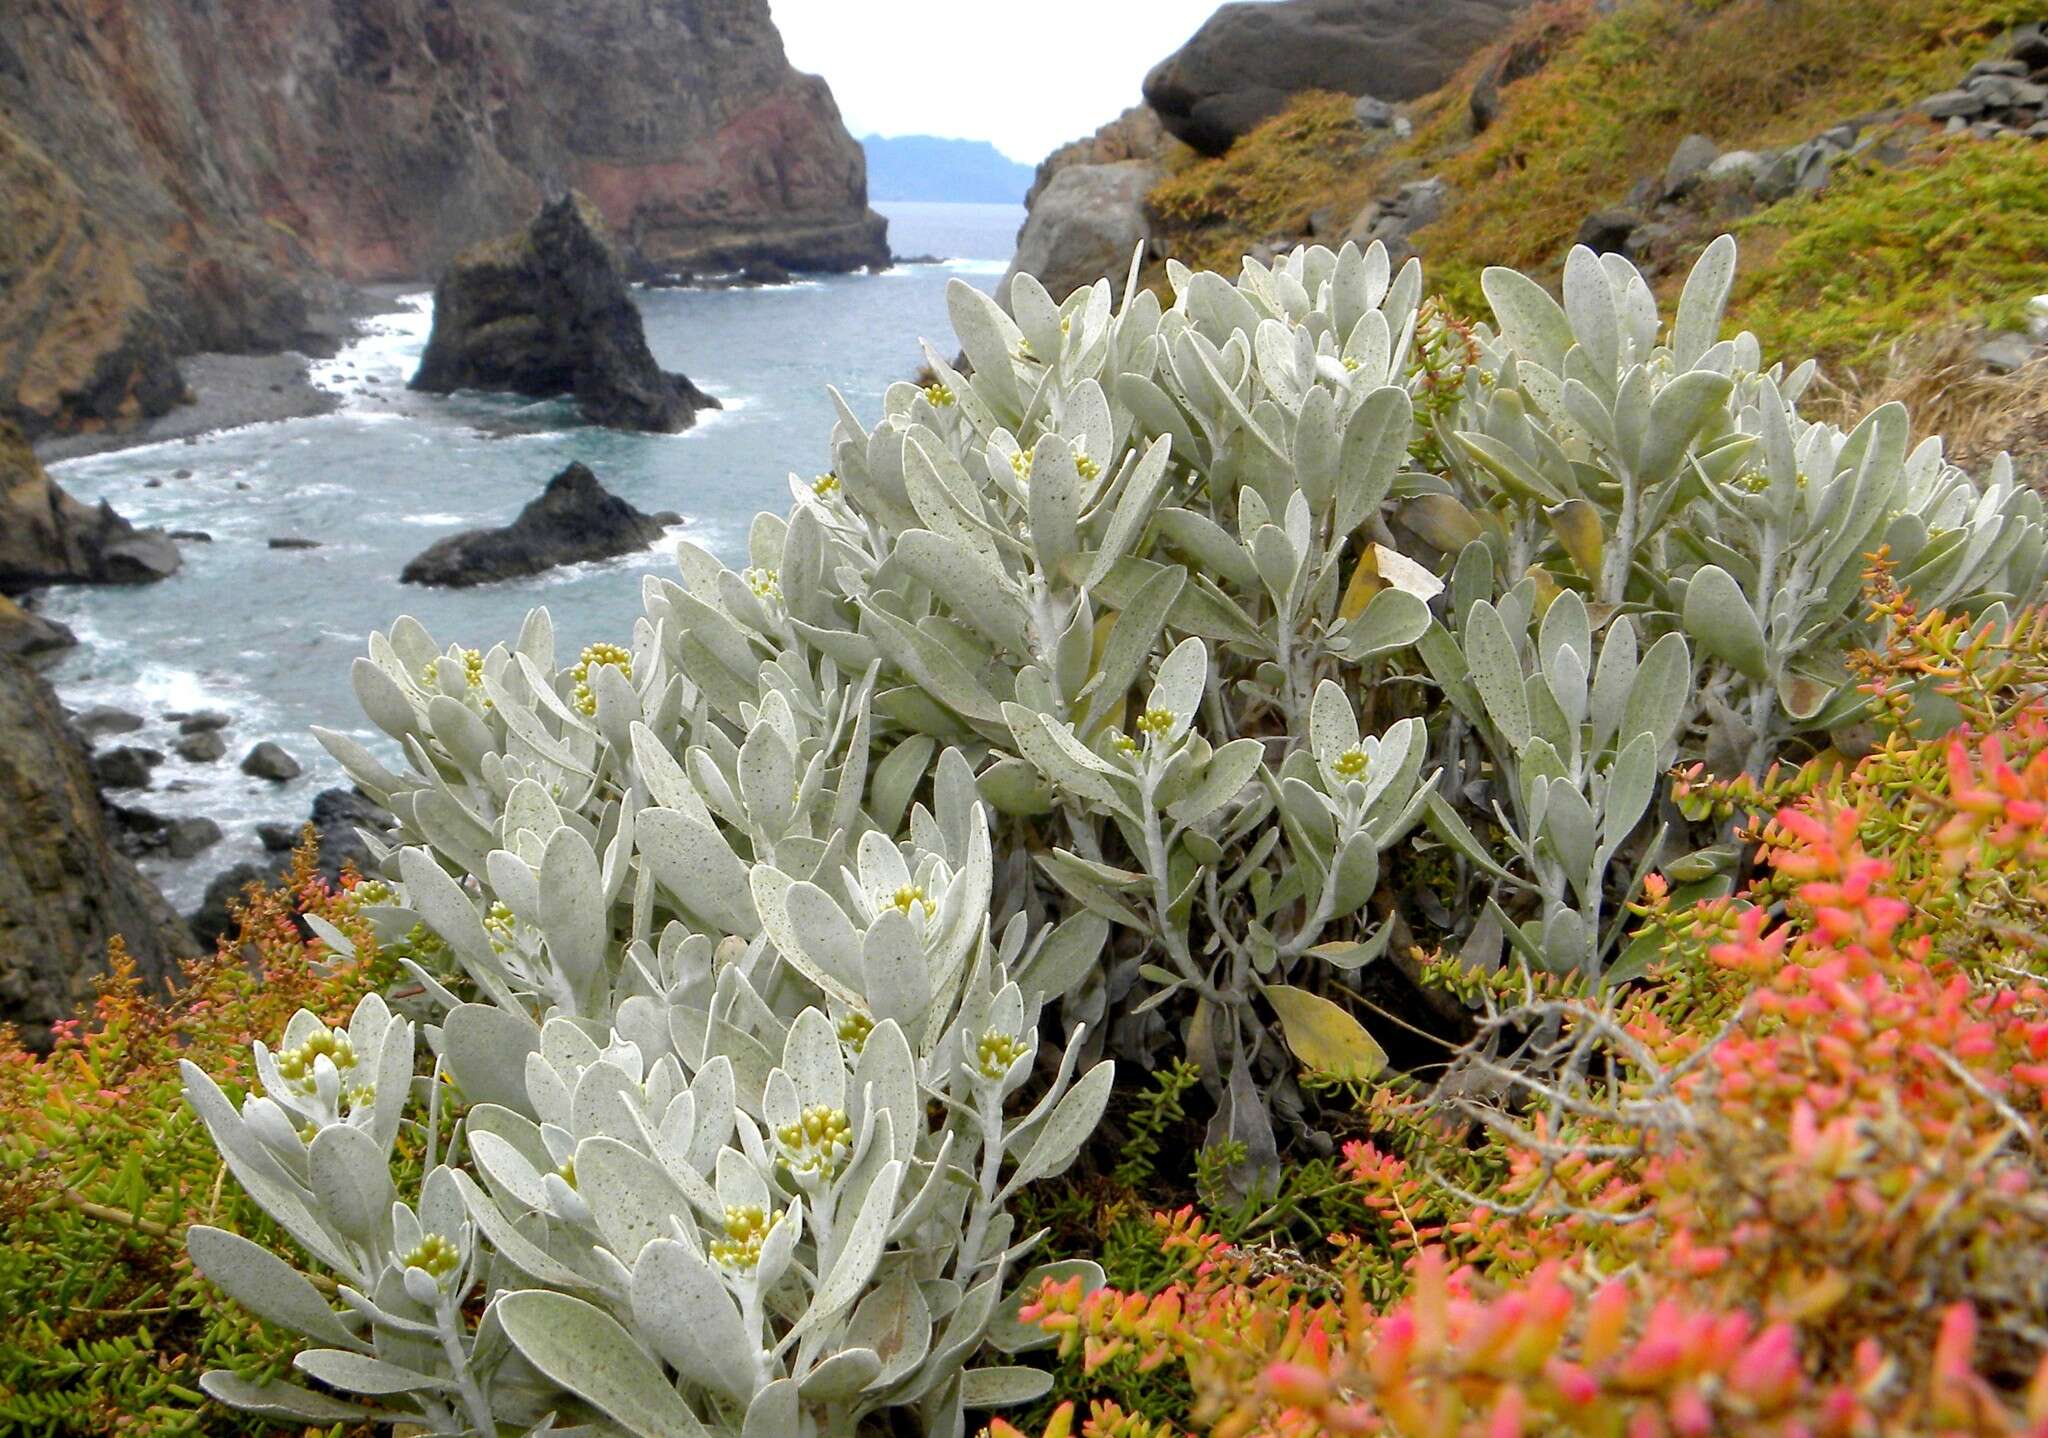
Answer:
top-left (0, 656), bottom-right (194, 1048)
top-left (1024, 106), bottom-right (1171, 212)
top-left (1470, 16), bottom-right (1564, 133)
top-left (1705, 150), bottom-right (1768, 188)
top-left (107, 801), bottom-right (171, 858)
top-left (1143, 0), bottom-right (1529, 155)
top-left (400, 461), bottom-right (680, 587)
top-left (0, 594), bottom-right (76, 660)
top-left (1354, 96), bottom-right (1399, 129)
top-left (0, 419), bottom-right (181, 593)
top-left (1341, 178), bottom-right (1449, 263)
top-left (175, 730), bottom-right (226, 763)
top-left (172, 710), bottom-right (231, 733)
top-left (1574, 209), bottom-right (1641, 256)
top-left (190, 787), bottom-right (393, 951)
top-left (73, 704), bottom-right (145, 738)
top-left (2011, 22), bottom-right (2048, 70)
top-left (1918, 89), bottom-right (1986, 119)
top-left (92, 745), bottom-right (161, 790)
top-left (1001, 162), bottom-right (1159, 306)
top-left (1977, 332), bottom-right (2039, 374)
top-left (410, 194), bottom-right (719, 434)
top-left (165, 816), bottom-right (223, 859)
top-left (240, 741), bottom-right (303, 782)
top-left (1661, 134), bottom-right (1720, 199)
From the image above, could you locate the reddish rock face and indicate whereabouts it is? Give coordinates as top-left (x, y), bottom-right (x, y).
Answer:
top-left (0, 0), bottom-right (887, 437)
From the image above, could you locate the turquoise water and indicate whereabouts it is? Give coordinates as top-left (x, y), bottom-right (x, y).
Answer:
top-left (41, 200), bottom-right (1023, 907)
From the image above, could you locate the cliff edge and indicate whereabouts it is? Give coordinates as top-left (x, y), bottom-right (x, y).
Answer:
top-left (0, 0), bottom-right (887, 439)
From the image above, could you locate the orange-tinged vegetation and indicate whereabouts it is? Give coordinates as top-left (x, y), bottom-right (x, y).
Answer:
top-left (992, 597), bottom-right (2048, 1437)
top-left (0, 846), bottom-right (388, 1436)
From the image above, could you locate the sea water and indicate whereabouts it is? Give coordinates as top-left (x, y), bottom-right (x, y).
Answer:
top-left (38, 200), bottom-right (1023, 908)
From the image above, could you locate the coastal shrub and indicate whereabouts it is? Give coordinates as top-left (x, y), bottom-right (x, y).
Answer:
top-left (0, 849), bottom-right (382, 1437)
top-left (183, 234), bottom-right (2041, 1435)
top-left (999, 632), bottom-right (2048, 1434)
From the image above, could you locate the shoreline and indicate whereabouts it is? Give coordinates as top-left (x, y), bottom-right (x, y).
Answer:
top-left (33, 283), bottom-right (420, 465)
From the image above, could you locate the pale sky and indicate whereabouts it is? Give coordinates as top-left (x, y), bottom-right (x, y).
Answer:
top-left (769, 2), bottom-right (1227, 164)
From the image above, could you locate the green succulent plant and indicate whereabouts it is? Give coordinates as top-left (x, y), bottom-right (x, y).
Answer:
top-left (183, 234), bottom-right (2043, 1435)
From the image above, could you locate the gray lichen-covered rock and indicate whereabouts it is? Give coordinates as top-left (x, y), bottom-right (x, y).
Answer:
top-left (401, 461), bottom-right (680, 587)
top-left (0, 656), bottom-right (195, 1049)
top-left (410, 195), bottom-right (720, 433)
top-left (1002, 162), bottom-right (1160, 305)
top-left (0, 420), bottom-right (180, 592)
top-left (1143, 0), bottom-right (1528, 155)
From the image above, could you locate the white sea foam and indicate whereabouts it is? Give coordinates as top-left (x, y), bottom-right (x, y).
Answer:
top-left (311, 293), bottom-right (434, 402)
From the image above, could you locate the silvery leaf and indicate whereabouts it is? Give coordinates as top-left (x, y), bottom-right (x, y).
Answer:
top-left (496, 1289), bottom-right (712, 1438)
top-left (186, 1225), bottom-right (362, 1350)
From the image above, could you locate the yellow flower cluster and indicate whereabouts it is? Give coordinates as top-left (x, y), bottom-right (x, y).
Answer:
top-left (1075, 453), bottom-right (1102, 482)
top-left (836, 1011), bottom-right (874, 1051)
top-left (775, 1104), bottom-right (852, 1179)
top-left (401, 1233), bottom-right (461, 1278)
top-left (923, 382), bottom-right (955, 408)
top-left (1136, 707), bottom-right (1178, 741)
top-left (1334, 746), bottom-right (1370, 781)
top-left (276, 1028), bottom-right (355, 1088)
top-left (743, 567), bottom-right (782, 601)
top-left (484, 901), bottom-right (516, 953)
top-left (570, 642), bottom-right (633, 717)
top-left (422, 647), bottom-right (485, 691)
top-left (976, 1028), bottom-right (1028, 1080)
top-left (889, 883), bottom-right (933, 918)
top-left (812, 471), bottom-right (841, 496)
top-left (709, 1205), bottom-right (782, 1271)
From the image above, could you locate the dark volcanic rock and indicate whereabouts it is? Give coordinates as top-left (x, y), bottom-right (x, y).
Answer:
top-left (1575, 209), bottom-right (1642, 256)
top-left (1143, 0), bottom-right (1528, 155)
top-left (74, 704), bottom-right (145, 738)
top-left (0, 657), bottom-right (195, 1048)
top-left (93, 745), bottom-right (162, 790)
top-left (191, 787), bottom-right (393, 951)
top-left (175, 730), bottom-right (226, 763)
top-left (165, 816), bottom-right (223, 859)
top-left (402, 462), bottom-right (679, 587)
top-left (0, 420), bottom-right (180, 593)
top-left (241, 742), bottom-right (303, 782)
top-left (412, 195), bottom-right (720, 433)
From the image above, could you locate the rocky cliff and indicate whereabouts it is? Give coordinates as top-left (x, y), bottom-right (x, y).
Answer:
top-left (0, 0), bottom-right (886, 438)
top-left (0, 419), bottom-right (180, 592)
top-left (0, 655), bottom-right (196, 1050)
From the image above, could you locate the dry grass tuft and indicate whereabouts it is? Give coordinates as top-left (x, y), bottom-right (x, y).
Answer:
top-left (1806, 327), bottom-right (2048, 490)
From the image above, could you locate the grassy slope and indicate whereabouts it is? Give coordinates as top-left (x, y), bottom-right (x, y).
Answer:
top-left (1144, 0), bottom-right (2046, 374)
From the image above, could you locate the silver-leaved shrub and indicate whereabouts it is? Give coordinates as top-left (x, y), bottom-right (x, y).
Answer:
top-left (183, 237), bottom-right (2044, 1435)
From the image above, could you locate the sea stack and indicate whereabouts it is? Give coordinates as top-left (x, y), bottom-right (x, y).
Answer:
top-left (400, 462), bottom-right (681, 587)
top-left (410, 195), bottom-right (719, 433)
